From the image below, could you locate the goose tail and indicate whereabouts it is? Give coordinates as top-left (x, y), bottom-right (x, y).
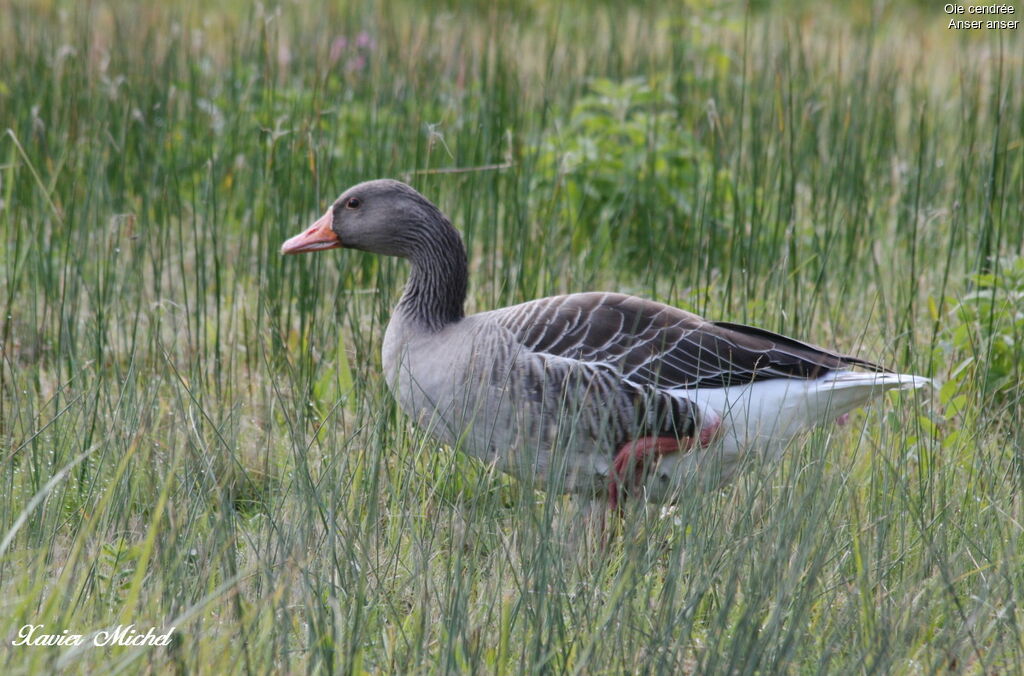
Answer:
top-left (807, 370), bottom-right (933, 421)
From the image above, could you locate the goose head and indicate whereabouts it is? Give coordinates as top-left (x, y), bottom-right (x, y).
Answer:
top-left (280, 178), bottom-right (451, 258)
top-left (281, 179), bottom-right (469, 328)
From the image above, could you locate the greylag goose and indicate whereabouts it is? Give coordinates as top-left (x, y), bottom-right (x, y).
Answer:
top-left (282, 179), bottom-right (929, 509)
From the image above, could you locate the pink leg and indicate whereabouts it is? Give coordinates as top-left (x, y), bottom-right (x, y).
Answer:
top-left (608, 437), bottom-right (690, 514)
top-left (700, 410), bottom-right (723, 446)
top-left (608, 414), bottom-right (723, 514)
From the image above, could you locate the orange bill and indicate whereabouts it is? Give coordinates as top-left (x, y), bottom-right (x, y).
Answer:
top-left (281, 211), bottom-right (341, 254)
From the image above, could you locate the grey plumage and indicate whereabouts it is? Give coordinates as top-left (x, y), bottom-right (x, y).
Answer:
top-left (282, 179), bottom-right (930, 502)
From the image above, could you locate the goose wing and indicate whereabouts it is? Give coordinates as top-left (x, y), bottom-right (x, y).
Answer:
top-left (485, 292), bottom-right (885, 390)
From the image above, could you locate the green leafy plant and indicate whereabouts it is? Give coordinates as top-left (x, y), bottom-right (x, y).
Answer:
top-left (942, 256), bottom-right (1024, 411)
top-left (534, 77), bottom-right (721, 266)
top-left (96, 538), bottom-right (144, 609)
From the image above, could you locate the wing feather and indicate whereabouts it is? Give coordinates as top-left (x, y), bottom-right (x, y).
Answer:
top-left (483, 292), bottom-right (885, 390)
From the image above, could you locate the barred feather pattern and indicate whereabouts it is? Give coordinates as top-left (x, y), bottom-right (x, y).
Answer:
top-left (480, 292), bottom-right (886, 390)
top-left (306, 179), bottom-right (928, 501)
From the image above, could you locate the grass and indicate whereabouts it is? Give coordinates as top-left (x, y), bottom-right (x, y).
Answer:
top-left (1, 0), bottom-right (1023, 672)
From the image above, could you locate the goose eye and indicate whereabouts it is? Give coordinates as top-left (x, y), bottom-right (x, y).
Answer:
top-left (346, 197), bottom-right (361, 209)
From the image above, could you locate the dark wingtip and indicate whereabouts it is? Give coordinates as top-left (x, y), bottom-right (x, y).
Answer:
top-left (711, 321), bottom-right (894, 374)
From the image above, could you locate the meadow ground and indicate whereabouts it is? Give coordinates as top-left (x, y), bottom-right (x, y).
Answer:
top-left (1, 0), bottom-right (1023, 673)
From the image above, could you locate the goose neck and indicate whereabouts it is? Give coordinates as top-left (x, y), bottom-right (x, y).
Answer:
top-left (396, 226), bottom-right (467, 331)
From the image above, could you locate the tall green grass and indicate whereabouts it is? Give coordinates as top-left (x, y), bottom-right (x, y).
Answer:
top-left (2, 1), bottom-right (1022, 672)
